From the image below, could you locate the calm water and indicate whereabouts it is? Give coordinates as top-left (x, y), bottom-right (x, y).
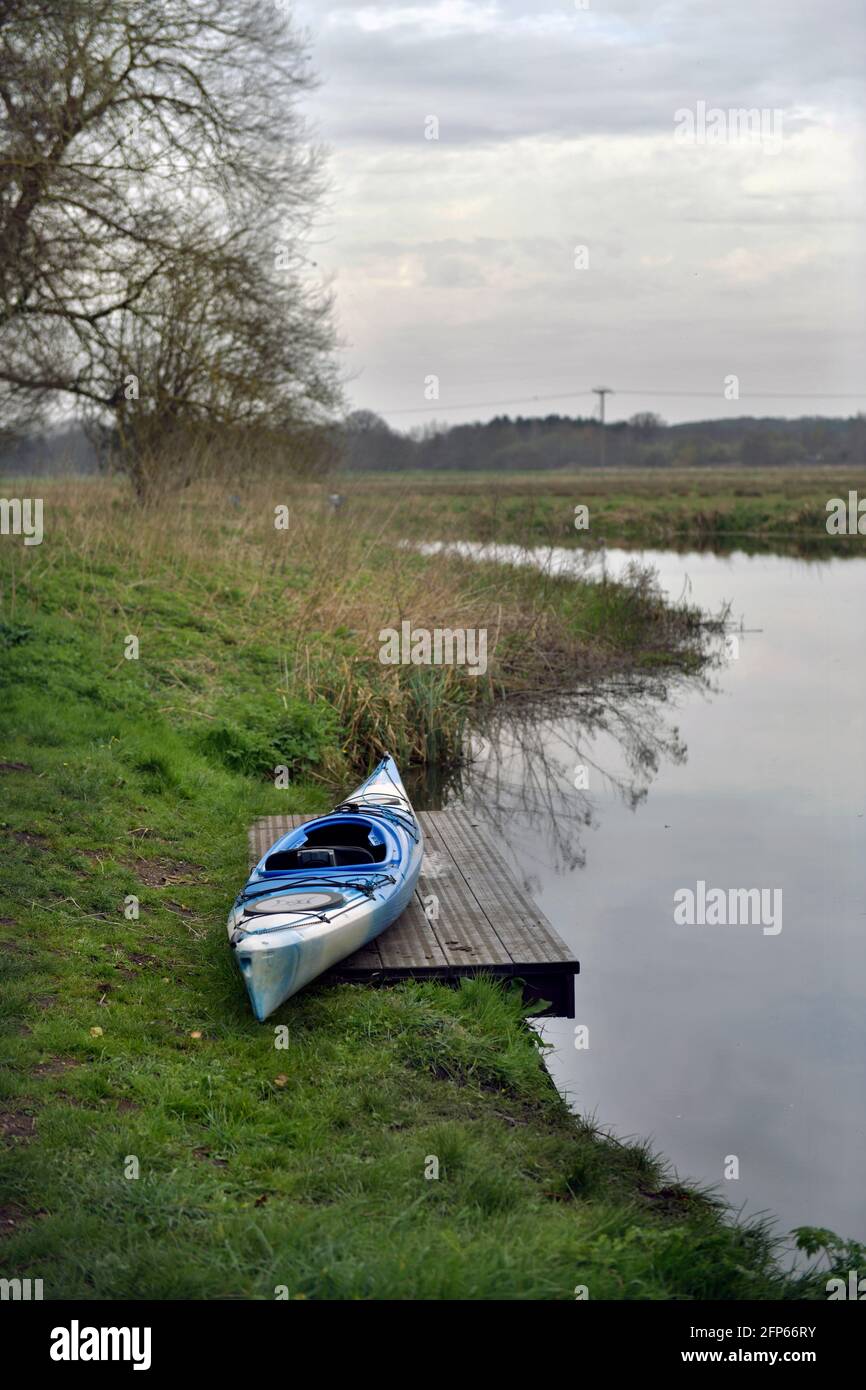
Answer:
top-left (443, 544), bottom-right (866, 1242)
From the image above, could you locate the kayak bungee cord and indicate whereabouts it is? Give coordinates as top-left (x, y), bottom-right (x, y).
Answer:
top-left (232, 875), bottom-right (398, 939)
top-left (238, 872), bottom-right (396, 905)
top-left (332, 797), bottom-right (421, 842)
top-left (333, 759), bottom-right (422, 840)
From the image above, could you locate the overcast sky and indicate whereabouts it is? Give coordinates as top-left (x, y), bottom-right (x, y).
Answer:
top-left (291, 0), bottom-right (865, 428)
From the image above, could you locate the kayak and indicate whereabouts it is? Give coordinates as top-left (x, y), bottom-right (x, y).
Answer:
top-left (228, 755), bottom-right (424, 1020)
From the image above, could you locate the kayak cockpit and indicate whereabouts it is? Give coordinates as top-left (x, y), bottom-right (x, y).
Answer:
top-left (263, 817), bottom-right (389, 871)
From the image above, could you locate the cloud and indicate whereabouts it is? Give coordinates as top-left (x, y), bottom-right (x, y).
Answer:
top-left (707, 245), bottom-right (818, 285)
top-left (291, 0), bottom-right (866, 424)
top-left (299, 0), bottom-right (864, 147)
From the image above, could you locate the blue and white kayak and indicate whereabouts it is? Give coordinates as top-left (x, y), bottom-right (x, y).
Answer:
top-left (228, 755), bottom-right (423, 1020)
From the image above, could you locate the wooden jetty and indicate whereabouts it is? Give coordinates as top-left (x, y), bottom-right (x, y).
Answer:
top-left (248, 808), bottom-right (579, 1017)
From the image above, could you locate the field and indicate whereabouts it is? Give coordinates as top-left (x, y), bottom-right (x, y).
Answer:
top-left (341, 465), bottom-right (866, 552)
top-left (0, 474), bottom-right (859, 1298)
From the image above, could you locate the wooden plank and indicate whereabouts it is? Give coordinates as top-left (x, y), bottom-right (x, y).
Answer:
top-left (375, 895), bottom-right (451, 970)
top-left (248, 814), bottom-right (299, 866)
top-left (335, 940), bottom-right (384, 972)
top-left (448, 807), bottom-right (560, 924)
top-left (436, 806), bottom-right (564, 932)
top-left (432, 807), bottom-right (576, 965)
top-left (416, 814), bottom-right (513, 967)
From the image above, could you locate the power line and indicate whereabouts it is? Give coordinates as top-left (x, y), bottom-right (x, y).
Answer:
top-left (616, 389), bottom-right (864, 400)
top-left (381, 390), bottom-right (595, 417)
top-left (377, 387), bottom-right (864, 417)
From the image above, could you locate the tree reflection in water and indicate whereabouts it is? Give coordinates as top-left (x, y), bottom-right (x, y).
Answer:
top-left (405, 668), bottom-right (718, 887)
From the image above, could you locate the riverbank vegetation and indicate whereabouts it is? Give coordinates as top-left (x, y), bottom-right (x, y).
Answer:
top-left (0, 477), bottom-right (714, 773)
top-left (341, 464), bottom-right (866, 553)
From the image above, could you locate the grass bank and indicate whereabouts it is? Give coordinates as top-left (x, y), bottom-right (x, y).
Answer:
top-left (0, 477), bottom-right (713, 773)
top-left (340, 465), bottom-right (866, 554)
top-left (1, 476), bottom-right (858, 1298)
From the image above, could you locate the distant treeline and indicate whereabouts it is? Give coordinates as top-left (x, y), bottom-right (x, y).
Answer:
top-left (3, 410), bottom-right (864, 478)
top-left (337, 410), bottom-right (866, 472)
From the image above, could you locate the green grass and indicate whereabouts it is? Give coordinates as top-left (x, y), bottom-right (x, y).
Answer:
top-left (0, 478), bottom-right (713, 773)
top-left (1, 481), bottom-right (859, 1298)
top-left (341, 465), bottom-right (866, 554)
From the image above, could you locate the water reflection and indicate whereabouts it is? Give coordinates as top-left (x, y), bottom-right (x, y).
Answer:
top-left (401, 757), bottom-right (466, 811)
top-left (456, 679), bottom-right (701, 878)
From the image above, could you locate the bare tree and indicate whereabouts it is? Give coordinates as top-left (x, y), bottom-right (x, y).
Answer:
top-left (0, 0), bottom-right (341, 490)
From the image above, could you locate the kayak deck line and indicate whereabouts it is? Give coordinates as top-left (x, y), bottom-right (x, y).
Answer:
top-left (248, 806), bottom-right (580, 1018)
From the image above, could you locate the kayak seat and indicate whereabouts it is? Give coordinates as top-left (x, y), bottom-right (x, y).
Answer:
top-left (266, 845), bottom-right (376, 869)
top-left (264, 820), bottom-right (387, 871)
top-left (309, 845), bottom-right (374, 865)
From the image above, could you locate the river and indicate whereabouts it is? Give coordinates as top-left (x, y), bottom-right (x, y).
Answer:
top-left (424, 542), bottom-right (866, 1244)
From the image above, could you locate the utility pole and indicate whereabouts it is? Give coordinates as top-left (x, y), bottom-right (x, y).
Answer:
top-left (592, 386), bottom-right (613, 467)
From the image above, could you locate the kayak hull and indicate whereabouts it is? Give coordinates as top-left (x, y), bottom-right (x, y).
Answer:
top-left (228, 756), bottom-right (423, 1020)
